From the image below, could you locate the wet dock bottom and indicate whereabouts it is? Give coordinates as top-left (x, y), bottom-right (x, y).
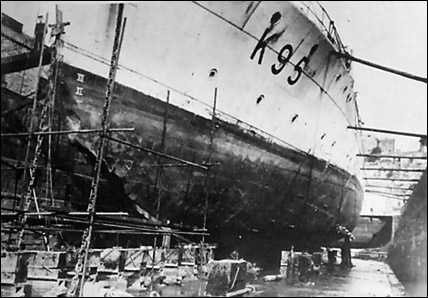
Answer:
top-left (250, 258), bottom-right (406, 297)
top-left (0, 256), bottom-right (408, 297)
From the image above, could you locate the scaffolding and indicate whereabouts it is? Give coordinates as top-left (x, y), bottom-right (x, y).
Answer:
top-left (1, 4), bottom-right (216, 297)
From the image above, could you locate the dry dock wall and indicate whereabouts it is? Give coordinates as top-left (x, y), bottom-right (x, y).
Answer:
top-left (388, 169), bottom-right (427, 297)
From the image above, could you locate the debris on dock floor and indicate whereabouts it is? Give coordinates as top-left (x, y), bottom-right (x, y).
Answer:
top-left (251, 258), bottom-right (407, 297)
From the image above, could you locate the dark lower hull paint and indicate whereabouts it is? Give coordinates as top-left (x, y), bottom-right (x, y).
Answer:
top-left (2, 62), bottom-right (363, 268)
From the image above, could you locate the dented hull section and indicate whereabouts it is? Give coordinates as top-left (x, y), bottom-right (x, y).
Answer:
top-left (54, 61), bottom-right (363, 265)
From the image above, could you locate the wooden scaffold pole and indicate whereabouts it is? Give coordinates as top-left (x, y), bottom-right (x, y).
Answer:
top-left (202, 87), bottom-right (217, 245)
top-left (68, 4), bottom-right (126, 296)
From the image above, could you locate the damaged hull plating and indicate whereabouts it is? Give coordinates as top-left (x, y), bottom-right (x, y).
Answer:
top-left (1, 1), bottom-right (364, 266)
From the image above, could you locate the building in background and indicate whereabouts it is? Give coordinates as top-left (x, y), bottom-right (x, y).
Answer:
top-left (362, 136), bottom-right (427, 205)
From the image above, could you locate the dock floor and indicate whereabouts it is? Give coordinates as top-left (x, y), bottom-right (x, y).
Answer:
top-left (251, 258), bottom-right (407, 297)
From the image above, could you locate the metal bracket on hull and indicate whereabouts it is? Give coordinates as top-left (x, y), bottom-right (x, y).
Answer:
top-left (333, 51), bottom-right (427, 84)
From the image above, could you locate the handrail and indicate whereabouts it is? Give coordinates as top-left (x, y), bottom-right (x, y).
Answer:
top-left (297, 1), bottom-right (346, 53)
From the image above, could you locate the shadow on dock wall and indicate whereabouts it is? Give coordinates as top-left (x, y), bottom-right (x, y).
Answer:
top-left (388, 169), bottom-right (427, 297)
top-left (351, 216), bottom-right (393, 248)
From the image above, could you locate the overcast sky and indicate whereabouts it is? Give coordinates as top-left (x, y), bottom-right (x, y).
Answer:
top-left (318, 1), bottom-right (427, 152)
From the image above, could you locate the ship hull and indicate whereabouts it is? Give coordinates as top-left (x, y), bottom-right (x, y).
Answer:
top-left (54, 61), bottom-right (363, 266)
top-left (1, 1), bottom-right (364, 267)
